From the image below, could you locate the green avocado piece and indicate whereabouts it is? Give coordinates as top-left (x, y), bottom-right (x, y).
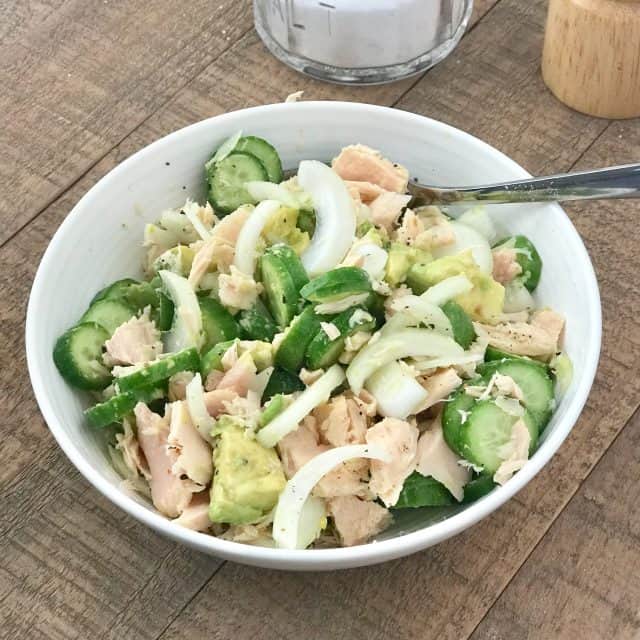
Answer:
top-left (384, 243), bottom-right (432, 287)
top-left (209, 421), bottom-right (286, 525)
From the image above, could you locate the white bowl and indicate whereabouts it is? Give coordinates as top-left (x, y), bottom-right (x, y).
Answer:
top-left (26, 102), bottom-right (601, 571)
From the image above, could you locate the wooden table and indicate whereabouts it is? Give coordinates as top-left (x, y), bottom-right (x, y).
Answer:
top-left (2, 1), bottom-right (639, 638)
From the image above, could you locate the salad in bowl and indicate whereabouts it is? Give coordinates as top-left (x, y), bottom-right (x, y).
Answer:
top-left (52, 133), bottom-right (571, 550)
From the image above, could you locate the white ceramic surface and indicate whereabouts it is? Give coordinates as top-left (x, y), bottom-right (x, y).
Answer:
top-left (26, 102), bottom-right (601, 571)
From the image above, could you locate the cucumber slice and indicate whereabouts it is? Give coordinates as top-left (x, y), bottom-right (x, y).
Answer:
top-left (53, 322), bottom-right (112, 390)
top-left (260, 250), bottom-right (299, 328)
top-left (85, 385), bottom-right (165, 428)
top-left (477, 358), bottom-right (554, 429)
top-left (117, 348), bottom-right (200, 392)
top-left (261, 367), bottom-right (305, 403)
top-left (81, 298), bottom-right (137, 335)
top-left (199, 296), bottom-right (240, 352)
top-left (458, 400), bottom-right (538, 474)
top-left (484, 346), bottom-right (547, 368)
top-left (154, 292), bottom-right (174, 331)
top-left (300, 267), bottom-right (372, 303)
top-left (441, 388), bottom-right (477, 455)
top-left (441, 300), bottom-right (475, 349)
top-left (201, 340), bottom-right (236, 377)
top-left (206, 151), bottom-right (267, 215)
top-left (305, 306), bottom-right (376, 370)
top-left (92, 278), bottom-right (157, 310)
top-left (462, 475), bottom-right (496, 503)
top-left (258, 394), bottom-right (285, 428)
top-left (494, 235), bottom-right (542, 292)
top-left (235, 135), bottom-right (283, 183)
top-left (267, 244), bottom-right (309, 291)
top-left (238, 303), bottom-right (278, 342)
top-left (364, 292), bottom-right (386, 328)
top-left (394, 471), bottom-right (455, 508)
top-left (274, 306), bottom-right (321, 372)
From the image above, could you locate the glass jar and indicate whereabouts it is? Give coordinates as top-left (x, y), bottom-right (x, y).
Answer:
top-left (254, 0), bottom-right (473, 85)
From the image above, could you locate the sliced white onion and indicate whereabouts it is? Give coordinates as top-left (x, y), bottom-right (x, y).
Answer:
top-left (256, 364), bottom-right (345, 448)
top-left (233, 199), bottom-right (281, 275)
top-left (503, 280), bottom-right (535, 313)
top-left (365, 361), bottom-right (428, 419)
top-left (182, 200), bottom-right (212, 241)
top-left (432, 221), bottom-right (493, 274)
top-left (412, 352), bottom-right (484, 371)
top-left (298, 161), bottom-right (357, 276)
top-left (295, 496), bottom-right (327, 550)
top-left (159, 270), bottom-right (203, 352)
top-left (495, 395), bottom-right (525, 417)
top-left (350, 242), bottom-right (388, 280)
top-left (272, 444), bottom-right (391, 549)
top-left (185, 373), bottom-right (215, 443)
top-left (457, 206), bottom-right (498, 243)
top-left (206, 130), bottom-right (243, 168)
top-left (389, 296), bottom-right (453, 336)
top-left (249, 366), bottom-right (274, 399)
top-left (346, 328), bottom-right (463, 393)
top-left (419, 275), bottom-right (473, 307)
top-left (245, 181), bottom-right (312, 209)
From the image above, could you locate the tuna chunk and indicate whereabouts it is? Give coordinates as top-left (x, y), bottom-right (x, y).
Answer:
top-left (332, 144), bottom-right (410, 193)
top-left (344, 180), bottom-right (387, 204)
top-left (531, 309), bottom-right (565, 348)
top-left (369, 192), bottom-right (412, 232)
top-left (314, 395), bottom-right (368, 447)
top-left (416, 414), bottom-right (470, 501)
top-left (277, 417), bottom-right (370, 498)
top-left (104, 310), bottom-right (162, 366)
top-left (218, 265), bottom-right (262, 310)
top-left (328, 496), bottom-right (392, 547)
top-left (115, 417), bottom-right (150, 480)
top-left (415, 223), bottom-right (456, 251)
top-left (168, 371), bottom-right (195, 401)
top-left (134, 402), bottom-right (203, 518)
top-left (419, 368), bottom-right (462, 411)
top-left (188, 205), bottom-right (251, 286)
top-left (217, 351), bottom-right (257, 396)
top-left (204, 388), bottom-right (240, 417)
top-left (474, 319), bottom-right (560, 358)
top-left (366, 418), bottom-right (419, 507)
top-left (492, 248), bottom-right (522, 284)
top-left (172, 492), bottom-right (211, 532)
top-left (167, 401), bottom-right (213, 486)
top-left (393, 209), bottom-right (424, 245)
top-left (493, 418), bottom-right (531, 485)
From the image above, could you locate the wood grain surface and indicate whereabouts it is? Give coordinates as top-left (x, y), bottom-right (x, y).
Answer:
top-left (1, 0), bottom-right (638, 639)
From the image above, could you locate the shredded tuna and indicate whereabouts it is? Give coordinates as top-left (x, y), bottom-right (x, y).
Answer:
top-left (531, 309), bottom-right (565, 348)
top-left (369, 192), bottom-right (412, 232)
top-left (168, 371), bottom-right (195, 401)
top-left (418, 368), bottom-right (462, 411)
top-left (366, 418), bottom-right (419, 507)
top-left (474, 320), bottom-right (558, 358)
top-left (204, 369), bottom-right (225, 391)
top-left (115, 417), bottom-right (150, 480)
top-left (332, 144), bottom-right (410, 193)
top-left (493, 418), bottom-right (531, 485)
top-left (218, 265), bottom-right (263, 310)
top-left (217, 351), bottom-right (257, 396)
top-left (299, 368), bottom-right (324, 385)
top-left (172, 493), bottom-right (211, 532)
top-left (393, 209), bottom-right (424, 246)
top-left (492, 248), bottom-right (522, 284)
top-left (204, 388), bottom-right (240, 417)
top-left (328, 496), bottom-right (392, 547)
top-left (344, 180), bottom-right (387, 204)
top-left (320, 321), bottom-right (341, 341)
top-left (104, 309), bottom-right (162, 366)
top-left (314, 395), bottom-right (368, 447)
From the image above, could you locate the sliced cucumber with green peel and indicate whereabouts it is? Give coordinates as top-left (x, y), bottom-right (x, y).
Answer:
top-left (260, 250), bottom-right (299, 328)
top-left (206, 151), bottom-right (267, 215)
top-left (364, 292), bottom-right (386, 328)
top-left (258, 394), bottom-right (285, 428)
top-left (494, 235), bottom-right (542, 292)
top-left (81, 298), bottom-right (137, 335)
top-left (394, 472), bottom-right (455, 508)
top-left (261, 366), bottom-right (305, 402)
top-left (442, 300), bottom-right (475, 349)
top-left (85, 385), bottom-right (165, 428)
top-left (199, 296), bottom-right (241, 352)
top-left (300, 267), bottom-right (372, 303)
top-left (305, 306), bottom-right (376, 370)
top-left (201, 340), bottom-right (236, 377)
top-left (274, 306), bottom-right (321, 372)
top-left (462, 475), bottom-right (496, 503)
top-left (238, 303), bottom-right (278, 342)
top-left (484, 345), bottom-right (547, 367)
top-left (442, 388), bottom-right (477, 454)
top-left (117, 348), bottom-right (200, 392)
top-left (267, 244), bottom-right (309, 291)
top-left (154, 292), bottom-right (174, 331)
top-left (458, 400), bottom-right (538, 474)
top-left (477, 358), bottom-right (554, 429)
top-left (234, 135), bottom-right (283, 183)
top-left (91, 278), bottom-right (157, 310)
top-left (53, 322), bottom-right (112, 390)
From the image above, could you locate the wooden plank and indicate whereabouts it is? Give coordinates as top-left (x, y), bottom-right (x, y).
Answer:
top-left (468, 118), bottom-right (640, 640)
top-left (0, 0), bottom-right (254, 245)
top-left (155, 2), bottom-right (640, 639)
top-left (0, 4), bottom-right (506, 634)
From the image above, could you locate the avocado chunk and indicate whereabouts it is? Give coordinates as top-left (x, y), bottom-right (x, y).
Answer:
top-left (407, 250), bottom-right (504, 322)
top-left (209, 418), bottom-right (286, 525)
top-left (385, 243), bottom-right (432, 287)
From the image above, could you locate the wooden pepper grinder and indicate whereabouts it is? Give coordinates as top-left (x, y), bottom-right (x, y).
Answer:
top-left (542, 0), bottom-right (640, 119)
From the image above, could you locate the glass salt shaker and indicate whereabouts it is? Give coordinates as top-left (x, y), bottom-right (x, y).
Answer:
top-left (254, 0), bottom-right (473, 85)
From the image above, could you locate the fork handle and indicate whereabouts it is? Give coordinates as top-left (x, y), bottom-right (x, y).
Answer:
top-left (412, 163), bottom-right (640, 205)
